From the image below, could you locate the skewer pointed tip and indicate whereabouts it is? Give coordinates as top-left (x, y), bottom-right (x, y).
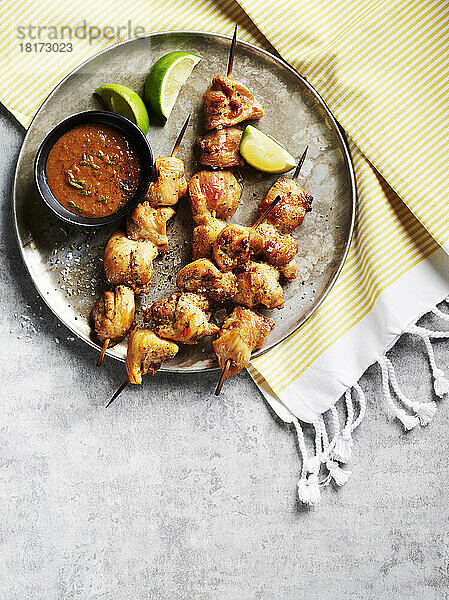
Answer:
top-left (106, 378), bottom-right (130, 408)
top-left (292, 145), bottom-right (308, 182)
top-left (227, 25), bottom-right (238, 77)
top-left (215, 359), bottom-right (231, 395)
top-left (171, 114), bottom-right (191, 157)
top-left (97, 338), bottom-right (110, 367)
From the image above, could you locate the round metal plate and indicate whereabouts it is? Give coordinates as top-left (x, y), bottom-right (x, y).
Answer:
top-left (13, 31), bottom-right (355, 372)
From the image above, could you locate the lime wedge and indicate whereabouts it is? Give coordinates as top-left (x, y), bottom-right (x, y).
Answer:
top-left (145, 51), bottom-right (202, 121)
top-left (239, 125), bottom-right (296, 173)
top-left (94, 84), bottom-right (150, 134)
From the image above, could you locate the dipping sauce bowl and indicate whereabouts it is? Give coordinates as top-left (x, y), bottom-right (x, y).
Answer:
top-left (35, 111), bottom-right (153, 227)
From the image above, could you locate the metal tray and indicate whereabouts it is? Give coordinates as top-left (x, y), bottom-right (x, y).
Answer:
top-left (13, 31), bottom-right (355, 372)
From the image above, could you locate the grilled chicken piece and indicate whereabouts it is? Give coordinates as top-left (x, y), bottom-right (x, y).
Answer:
top-left (203, 75), bottom-right (264, 130)
top-left (104, 231), bottom-right (157, 294)
top-left (213, 306), bottom-right (275, 377)
top-left (126, 328), bottom-right (179, 384)
top-left (176, 258), bottom-right (237, 301)
top-left (192, 215), bottom-right (226, 260)
top-left (258, 178), bottom-right (313, 234)
top-left (197, 127), bottom-right (243, 168)
top-left (188, 170), bottom-right (241, 222)
top-left (279, 258), bottom-right (299, 281)
top-left (212, 224), bottom-right (264, 272)
top-left (150, 292), bottom-right (219, 344)
top-left (233, 261), bottom-right (285, 309)
top-left (145, 156), bottom-right (187, 207)
top-left (92, 285), bottom-right (135, 345)
top-left (255, 221), bottom-right (299, 267)
top-left (127, 203), bottom-right (175, 253)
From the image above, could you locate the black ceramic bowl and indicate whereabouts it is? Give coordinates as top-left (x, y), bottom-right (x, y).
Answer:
top-left (34, 110), bottom-right (153, 227)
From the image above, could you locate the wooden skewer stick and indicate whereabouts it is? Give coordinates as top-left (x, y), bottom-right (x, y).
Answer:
top-left (252, 195), bottom-right (282, 229)
top-left (106, 378), bottom-right (130, 408)
top-left (171, 114), bottom-right (191, 157)
top-left (97, 338), bottom-right (110, 367)
top-left (292, 146), bottom-right (308, 183)
top-left (227, 25), bottom-right (238, 77)
top-left (215, 359), bottom-right (231, 396)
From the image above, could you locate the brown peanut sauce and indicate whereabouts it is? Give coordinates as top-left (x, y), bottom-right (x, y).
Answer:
top-left (45, 123), bottom-right (140, 218)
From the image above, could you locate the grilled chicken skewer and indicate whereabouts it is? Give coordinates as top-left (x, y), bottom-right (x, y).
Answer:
top-left (106, 119), bottom-right (190, 282)
top-left (107, 291), bottom-right (219, 406)
top-left (211, 151), bottom-right (311, 392)
top-left (179, 196), bottom-right (285, 310)
top-left (96, 118), bottom-right (190, 366)
top-left (189, 170), bottom-right (242, 261)
top-left (93, 285), bottom-right (135, 366)
top-left (144, 115), bottom-right (190, 207)
top-left (204, 76), bottom-right (265, 131)
top-left (257, 147), bottom-right (312, 235)
top-left (252, 147), bottom-right (312, 281)
top-left (212, 148), bottom-right (311, 281)
top-left (106, 329), bottom-right (179, 407)
top-left (214, 307), bottom-right (275, 395)
top-left (203, 27), bottom-right (265, 131)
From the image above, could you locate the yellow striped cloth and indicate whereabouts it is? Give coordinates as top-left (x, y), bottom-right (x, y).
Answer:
top-left (1, 0), bottom-right (448, 422)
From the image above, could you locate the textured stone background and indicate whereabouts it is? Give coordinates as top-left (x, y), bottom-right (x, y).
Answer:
top-left (1, 105), bottom-right (448, 599)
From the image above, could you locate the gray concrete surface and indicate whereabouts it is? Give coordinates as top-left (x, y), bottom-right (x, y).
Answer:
top-left (0, 105), bottom-right (447, 599)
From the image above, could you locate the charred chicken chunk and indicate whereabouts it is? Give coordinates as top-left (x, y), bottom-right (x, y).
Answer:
top-left (104, 231), bottom-right (157, 294)
top-left (203, 75), bottom-right (264, 130)
top-left (213, 307), bottom-right (275, 377)
top-left (127, 203), bottom-right (175, 253)
top-left (150, 292), bottom-right (219, 344)
top-left (126, 328), bottom-right (179, 384)
top-left (279, 258), bottom-right (299, 281)
top-left (233, 261), bottom-right (285, 309)
top-left (196, 127), bottom-right (243, 168)
top-left (258, 178), bottom-right (313, 234)
top-left (192, 215), bottom-right (226, 260)
top-left (255, 221), bottom-right (299, 267)
top-left (176, 258), bottom-right (237, 302)
top-left (212, 224), bottom-right (264, 272)
top-left (188, 170), bottom-right (241, 222)
top-left (92, 285), bottom-right (135, 345)
top-left (145, 156), bottom-right (187, 207)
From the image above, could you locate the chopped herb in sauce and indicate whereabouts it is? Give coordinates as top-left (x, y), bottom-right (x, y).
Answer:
top-left (68, 201), bottom-right (84, 213)
top-left (66, 171), bottom-right (84, 189)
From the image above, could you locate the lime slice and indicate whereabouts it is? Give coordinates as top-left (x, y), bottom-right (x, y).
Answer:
top-left (145, 51), bottom-right (202, 121)
top-left (239, 125), bottom-right (296, 173)
top-left (94, 84), bottom-right (150, 135)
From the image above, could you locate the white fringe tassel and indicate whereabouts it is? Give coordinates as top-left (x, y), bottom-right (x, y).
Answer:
top-left (291, 302), bottom-right (449, 506)
top-left (381, 356), bottom-right (437, 427)
top-left (331, 385), bottom-right (366, 463)
top-left (293, 398), bottom-right (364, 505)
top-left (379, 357), bottom-right (419, 430)
top-left (406, 324), bottom-right (449, 398)
top-left (293, 418), bottom-right (321, 505)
